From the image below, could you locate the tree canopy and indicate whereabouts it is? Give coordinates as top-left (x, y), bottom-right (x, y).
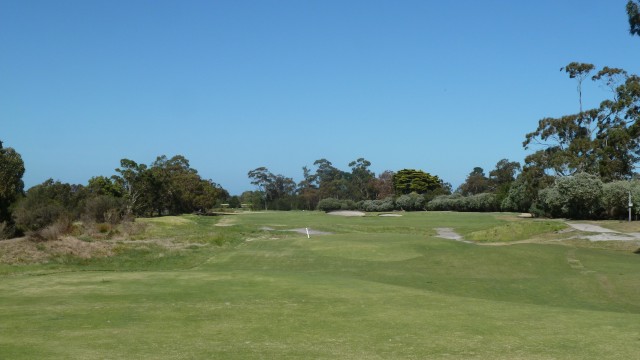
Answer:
top-left (0, 141), bottom-right (25, 227)
top-left (393, 169), bottom-right (443, 195)
top-left (523, 64), bottom-right (640, 182)
top-left (628, 1), bottom-right (640, 36)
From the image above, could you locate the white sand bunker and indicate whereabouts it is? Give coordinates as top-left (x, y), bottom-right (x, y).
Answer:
top-left (327, 211), bottom-right (365, 217)
top-left (379, 213), bottom-right (402, 217)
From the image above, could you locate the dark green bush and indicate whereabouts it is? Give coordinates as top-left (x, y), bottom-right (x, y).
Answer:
top-left (83, 195), bottom-right (123, 224)
top-left (317, 198), bottom-right (344, 212)
top-left (358, 198), bottom-right (395, 212)
top-left (426, 193), bottom-right (499, 212)
top-left (537, 173), bottom-right (603, 219)
top-left (395, 193), bottom-right (425, 211)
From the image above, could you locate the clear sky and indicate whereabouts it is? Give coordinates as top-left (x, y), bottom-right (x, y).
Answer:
top-left (2, 1), bottom-right (639, 195)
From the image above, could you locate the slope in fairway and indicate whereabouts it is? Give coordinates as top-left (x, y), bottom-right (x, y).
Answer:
top-left (0, 211), bottom-right (638, 359)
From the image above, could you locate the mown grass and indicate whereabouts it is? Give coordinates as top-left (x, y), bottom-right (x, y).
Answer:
top-left (1, 211), bottom-right (638, 359)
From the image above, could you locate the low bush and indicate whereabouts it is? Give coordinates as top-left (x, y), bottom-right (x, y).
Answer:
top-left (0, 221), bottom-right (13, 240)
top-left (536, 173), bottom-right (603, 219)
top-left (358, 198), bottom-right (395, 212)
top-left (27, 217), bottom-right (72, 242)
top-left (83, 195), bottom-right (123, 224)
top-left (426, 193), bottom-right (499, 212)
top-left (317, 198), bottom-right (345, 212)
top-left (14, 203), bottom-right (66, 232)
top-left (395, 193), bottom-right (425, 211)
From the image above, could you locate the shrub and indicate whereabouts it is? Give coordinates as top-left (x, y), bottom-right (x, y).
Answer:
top-left (14, 202), bottom-right (66, 232)
top-left (537, 173), bottom-right (603, 219)
top-left (317, 198), bottom-right (344, 212)
top-left (340, 200), bottom-right (357, 210)
top-left (120, 219), bottom-right (146, 238)
top-left (395, 193), bottom-right (425, 211)
top-left (12, 179), bottom-right (86, 232)
top-left (317, 198), bottom-right (358, 212)
top-left (426, 193), bottom-right (499, 212)
top-left (27, 217), bottom-right (72, 242)
top-left (83, 195), bottom-right (123, 224)
top-left (602, 181), bottom-right (630, 219)
top-left (0, 221), bottom-right (13, 239)
top-left (601, 180), bottom-right (640, 219)
top-left (467, 193), bottom-right (500, 212)
top-left (358, 198), bottom-right (395, 212)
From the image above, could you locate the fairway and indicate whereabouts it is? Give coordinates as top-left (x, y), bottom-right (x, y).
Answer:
top-left (1, 212), bottom-right (639, 359)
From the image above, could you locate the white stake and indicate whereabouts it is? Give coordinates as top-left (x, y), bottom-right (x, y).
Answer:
top-left (306, 228), bottom-right (310, 239)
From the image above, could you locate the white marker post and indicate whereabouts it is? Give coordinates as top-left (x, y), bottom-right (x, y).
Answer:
top-left (305, 228), bottom-right (310, 239)
top-left (629, 191), bottom-right (633, 222)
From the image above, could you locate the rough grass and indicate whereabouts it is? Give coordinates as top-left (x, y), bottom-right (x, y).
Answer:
top-left (465, 219), bottom-right (566, 242)
top-left (1, 211), bottom-right (639, 359)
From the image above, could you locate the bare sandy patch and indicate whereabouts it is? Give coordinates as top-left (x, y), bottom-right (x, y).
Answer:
top-left (379, 213), bottom-right (402, 217)
top-left (215, 217), bottom-right (236, 227)
top-left (288, 228), bottom-right (332, 235)
top-left (434, 228), bottom-right (473, 244)
top-left (566, 222), bottom-right (640, 241)
top-left (327, 211), bottom-right (365, 217)
top-left (145, 216), bottom-right (194, 225)
top-left (257, 227), bottom-right (332, 236)
top-left (566, 223), bottom-right (617, 233)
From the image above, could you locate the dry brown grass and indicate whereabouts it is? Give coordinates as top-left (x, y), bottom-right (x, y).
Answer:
top-left (0, 236), bottom-right (114, 264)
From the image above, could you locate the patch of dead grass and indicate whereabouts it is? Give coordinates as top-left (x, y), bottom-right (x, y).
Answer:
top-left (0, 236), bottom-right (114, 264)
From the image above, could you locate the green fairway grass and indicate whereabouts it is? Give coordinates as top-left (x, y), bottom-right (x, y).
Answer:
top-left (1, 211), bottom-right (638, 359)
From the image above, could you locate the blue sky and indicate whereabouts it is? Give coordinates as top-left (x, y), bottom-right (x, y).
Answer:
top-left (2, 1), bottom-right (639, 195)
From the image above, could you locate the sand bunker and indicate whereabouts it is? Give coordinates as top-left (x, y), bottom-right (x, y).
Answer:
top-left (327, 211), bottom-right (365, 217)
top-left (379, 213), bottom-right (402, 217)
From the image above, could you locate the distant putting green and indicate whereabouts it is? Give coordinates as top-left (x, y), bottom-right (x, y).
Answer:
top-left (1, 211), bottom-right (639, 359)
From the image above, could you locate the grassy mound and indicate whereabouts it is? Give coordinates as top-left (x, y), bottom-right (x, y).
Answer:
top-left (465, 219), bottom-right (566, 242)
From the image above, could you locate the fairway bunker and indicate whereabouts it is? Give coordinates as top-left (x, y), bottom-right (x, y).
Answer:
top-left (434, 228), bottom-right (473, 244)
top-left (327, 210), bottom-right (365, 217)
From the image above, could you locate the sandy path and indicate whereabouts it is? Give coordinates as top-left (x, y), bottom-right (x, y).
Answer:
top-left (565, 223), bottom-right (617, 233)
top-left (566, 222), bottom-right (640, 241)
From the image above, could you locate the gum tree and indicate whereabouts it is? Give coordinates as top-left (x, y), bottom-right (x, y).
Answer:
top-left (0, 140), bottom-right (25, 234)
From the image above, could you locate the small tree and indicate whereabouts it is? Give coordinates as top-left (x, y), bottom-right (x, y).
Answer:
top-left (393, 169), bottom-right (442, 195)
top-left (457, 167), bottom-right (490, 196)
top-left (0, 141), bottom-right (25, 233)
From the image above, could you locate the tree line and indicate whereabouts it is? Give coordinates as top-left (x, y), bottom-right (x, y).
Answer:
top-left (0, 149), bottom-right (229, 240)
top-left (242, 3), bottom-right (640, 219)
top-left (1, 2), bottom-right (638, 240)
top-left (242, 160), bottom-right (450, 211)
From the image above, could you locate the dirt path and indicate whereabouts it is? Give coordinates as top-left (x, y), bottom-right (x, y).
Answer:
top-left (434, 222), bottom-right (640, 246)
top-left (566, 222), bottom-right (640, 241)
